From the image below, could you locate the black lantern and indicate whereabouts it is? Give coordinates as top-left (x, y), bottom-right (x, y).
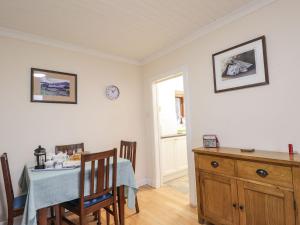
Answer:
top-left (34, 145), bottom-right (46, 169)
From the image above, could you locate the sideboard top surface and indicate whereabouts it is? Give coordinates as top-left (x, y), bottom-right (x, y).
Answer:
top-left (193, 147), bottom-right (300, 166)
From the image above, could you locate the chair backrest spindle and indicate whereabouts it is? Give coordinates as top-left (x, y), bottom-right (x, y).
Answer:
top-left (120, 141), bottom-right (137, 172)
top-left (79, 149), bottom-right (117, 209)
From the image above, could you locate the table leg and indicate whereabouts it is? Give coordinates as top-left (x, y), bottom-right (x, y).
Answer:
top-left (54, 205), bottom-right (62, 225)
top-left (38, 208), bottom-right (48, 225)
top-left (118, 185), bottom-right (125, 225)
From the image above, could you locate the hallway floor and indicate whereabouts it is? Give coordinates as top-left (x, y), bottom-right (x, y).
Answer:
top-left (164, 175), bottom-right (189, 195)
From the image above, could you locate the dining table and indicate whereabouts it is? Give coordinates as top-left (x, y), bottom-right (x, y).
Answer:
top-left (18, 158), bottom-right (138, 225)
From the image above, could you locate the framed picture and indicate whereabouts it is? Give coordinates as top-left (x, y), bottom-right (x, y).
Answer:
top-left (31, 68), bottom-right (77, 104)
top-left (212, 36), bottom-right (269, 93)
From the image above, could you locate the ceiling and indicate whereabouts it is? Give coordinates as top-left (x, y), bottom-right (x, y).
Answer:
top-left (0, 0), bottom-right (270, 63)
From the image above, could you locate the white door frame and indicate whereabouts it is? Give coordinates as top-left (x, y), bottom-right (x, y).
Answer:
top-left (146, 66), bottom-right (196, 205)
top-left (153, 72), bottom-right (184, 186)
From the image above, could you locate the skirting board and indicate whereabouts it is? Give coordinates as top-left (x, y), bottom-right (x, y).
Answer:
top-left (136, 177), bottom-right (152, 188)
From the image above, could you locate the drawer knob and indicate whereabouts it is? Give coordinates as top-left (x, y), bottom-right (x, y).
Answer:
top-left (256, 169), bottom-right (269, 178)
top-left (211, 161), bottom-right (219, 168)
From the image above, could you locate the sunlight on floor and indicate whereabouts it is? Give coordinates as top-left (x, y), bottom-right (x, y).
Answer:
top-left (64, 185), bottom-right (201, 225)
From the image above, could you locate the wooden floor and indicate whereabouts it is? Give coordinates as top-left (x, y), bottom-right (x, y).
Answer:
top-left (64, 185), bottom-right (201, 225)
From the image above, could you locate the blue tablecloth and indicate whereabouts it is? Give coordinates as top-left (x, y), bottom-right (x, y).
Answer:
top-left (18, 158), bottom-right (137, 225)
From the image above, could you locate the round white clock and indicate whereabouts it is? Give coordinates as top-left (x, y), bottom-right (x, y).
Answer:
top-left (105, 85), bottom-right (120, 100)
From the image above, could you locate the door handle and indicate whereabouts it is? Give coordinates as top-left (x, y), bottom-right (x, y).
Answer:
top-left (256, 169), bottom-right (269, 178)
top-left (210, 161), bottom-right (219, 168)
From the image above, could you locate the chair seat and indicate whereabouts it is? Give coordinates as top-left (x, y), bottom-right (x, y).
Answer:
top-left (13, 194), bottom-right (27, 209)
top-left (65, 193), bottom-right (112, 209)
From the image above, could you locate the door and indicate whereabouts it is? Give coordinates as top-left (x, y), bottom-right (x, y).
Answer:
top-left (237, 181), bottom-right (296, 225)
top-left (200, 172), bottom-right (239, 225)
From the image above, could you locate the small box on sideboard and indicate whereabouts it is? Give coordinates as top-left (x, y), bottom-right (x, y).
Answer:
top-left (202, 135), bottom-right (219, 148)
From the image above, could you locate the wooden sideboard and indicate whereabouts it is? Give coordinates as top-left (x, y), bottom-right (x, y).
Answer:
top-left (193, 147), bottom-right (300, 225)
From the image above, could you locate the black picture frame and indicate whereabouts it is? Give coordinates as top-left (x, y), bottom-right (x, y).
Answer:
top-left (212, 36), bottom-right (269, 93)
top-left (31, 68), bottom-right (77, 104)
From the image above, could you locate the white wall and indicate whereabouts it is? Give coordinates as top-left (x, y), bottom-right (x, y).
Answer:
top-left (0, 37), bottom-right (146, 222)
top-left (157, 76), bottom-right (184, 136)
top-left (142, 0), bottom-right (300, 205)
top-left (1, 0), bottom-right (299, 220)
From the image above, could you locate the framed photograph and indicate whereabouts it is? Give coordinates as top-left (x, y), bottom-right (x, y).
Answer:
top-left (212, 36), bottom-right (269, 93)
top-left (31, 68), bottom-right (77, 104)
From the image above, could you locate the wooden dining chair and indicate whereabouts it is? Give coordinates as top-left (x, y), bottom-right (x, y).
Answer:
top-left (53, 143), bottom-right (85, 221)
top-left (120, 140), bottom-right (139, 213)
top-left (1, 153), bottom-right (26, 225)
top-left (1, 153), bottom-right (57, 225)
top-left (60, 149), bottom-right (119, 225)
top-left (55, 143), bottom-right (84, 156)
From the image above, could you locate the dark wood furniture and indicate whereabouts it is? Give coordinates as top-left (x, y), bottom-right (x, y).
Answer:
top-left (120, 141), bottom-right (137, 171)
top-left (1, 153), bottom-right (59, 225)
top-left (37, 177), bottom-right (126, 225)
top-left (120, 140), bottom-right (139, 213)
top-left (54, 142), bottom-right (85, 222)
top-left (193, 147), bottom-right (300, 225)
top-left (1, 153), bottom-right (26, 225)
top-left (60, 149), bottom-right (119, 225)
top-left (55, 143), bottom-right (84, 156)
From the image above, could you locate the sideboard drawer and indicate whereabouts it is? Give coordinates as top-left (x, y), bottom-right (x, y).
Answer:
top-left (237, 160), bottom-right (293, 188)
top-left (198, 155), bottom-right (235, 176)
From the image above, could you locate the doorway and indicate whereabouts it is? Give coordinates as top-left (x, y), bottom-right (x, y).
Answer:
top-left (153, 74), bottom-right (189, 196)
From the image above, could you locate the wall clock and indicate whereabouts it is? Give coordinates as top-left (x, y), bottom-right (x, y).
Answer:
top-left (105, 85), bottom-right (120, 100)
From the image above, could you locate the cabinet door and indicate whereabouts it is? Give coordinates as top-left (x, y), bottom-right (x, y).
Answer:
top-left (200, 172), bottom-right (239, 225)
top-left (160, 138), bottom-right (176, 176)
top-left (174, 137), bottom-right (187, 170)
top-left (237, 181), bottom-right (295, 225)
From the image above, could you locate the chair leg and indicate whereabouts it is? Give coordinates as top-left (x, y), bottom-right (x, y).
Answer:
top-left (135, 196), bottom-right (140, 213)
top-left (106, 210), bottom-right (110, 225)
top-left (94, 211), bottom-right (98, 220)
top-left (79, 215), bottom-right (85, 225)
top-left (7, 215), bottom-right (13, 225)
top-left (97, 209), bottom-right (102, 225)
top-left (113, 202), bottom-right (119, 225)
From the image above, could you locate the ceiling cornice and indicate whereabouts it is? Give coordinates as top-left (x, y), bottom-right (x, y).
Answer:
top-left (0, 0), bottom-right (276, 66)
top-left (0, 27), bottom-right (140, 65)
top-left (140, 0), bottom-right (277, 65)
